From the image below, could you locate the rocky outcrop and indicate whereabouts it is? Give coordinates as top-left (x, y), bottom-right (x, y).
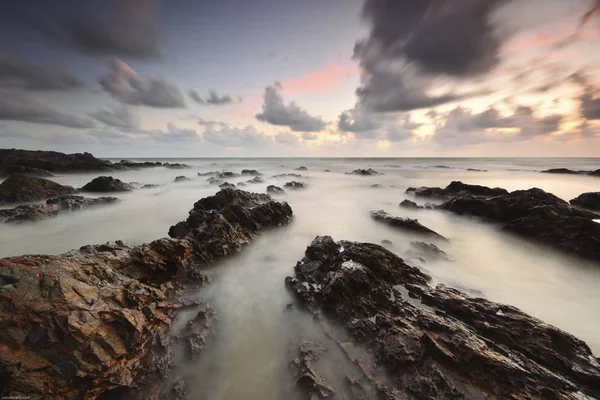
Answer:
top-left (0, 165), bottom-right (54, 178)
top-left (245, 176), bottom-right (264, 184)
top-left (215, 171), bottom-right (240, 179)
top-left (347, 168), bottom-right (381, 176)
top-left (267, 185), bottom-right (285, 195)
top-left (219, 182), bottom-right (236, 189)
top-left (81, 176), bottom-right (134, 192)
top-left (295, 166), bottom-right (308, 171)
top-left (406, 181), bottom-right (508, 199)
top-left (284, 181), bottom-right (306, 190)
top-left (197, 171), bottom-right (218, 177)
top-left (541, 168), bottom-right (583, 175)
top-left (207, 177), bottom-right (224, 186)
top-left (285, 236), bottom-right (600, 400)
top-left (0, 189), bottom-right (294, 399)
top-left (466, 168), bottom-right (487, 172)
top-left (404, 241), bottom-right (450, 262)
top-left (0, 195), bottom-right (118, 223)
top-left (440, 188), bottom-right (600, 261)
top-left (241, 169), bottom-right (262, 176)
top-left (0, 175), bottom-right (76, 204)
top-left (370, 210), bottom-right (447, 241)
top-left (399, 199), bottom-right (422, 209)
top-left (174, 176), bottom-right (189, 182)
top-left (271, 173), bottom-right (304, 179)
top-left (570, 192), bottom-right (600, 211)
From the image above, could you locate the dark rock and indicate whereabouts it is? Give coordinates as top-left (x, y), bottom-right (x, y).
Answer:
top-left (406, 181), bottom-right (508, 199)
top-left (570, 192), bottom-right (600, 211)
top-left (541, 168), bottom-right (581, 175)
top-left (0, 175), bottom-right (75, 204)
top-left (0, 149), bottom-right (114, 173)
top-left (324, 169), bottom-right (331, 172)
top-left (370, 184), bottom-right (382, 188)
top-left (141, 184), bottom-right (160, 189)
top-left (347, 168), bottom-right (381, 176)
top-left (197, 171), bottom-right (218, 177)
top-left (430, 165), bottom-right (454, 169)
top-left (592, 169), bottom-right (600, 176)
top-left (405, 241), bottom-right (450, 262)
top-left (245, 176), bottom-right (264, 184)
top-left (466, 168), bottom-right (487, 172)
top-left (0, 165), bottom-right (53, 177)
top-left (286, 236), bottom-right (600, 400)
top-left (164, 163), bottom-right (188, 170)
top-left (284, 181), bottom-right (306, 190)
top-left (207, 177), bottom-right (224, 186)
top-left (1, 195), bottom-right (118, 223)
top-left (370, 210), bottom-right (447, 241)
top-left (271, 173), bottom-right (304, 179)
top-left (174, 176), bottom-right (190, 183)
top-left (267, 185), bottom-right (285, 195)
top-left (215, 171), bottom-right (240, 179)
top-left (295, 166), bottom-right (308, 171)
top-left (289, 340), bottom-right (334, 399)
top-left (81, 176), bottom-right (133, 192)
top-left (236, 182), bottom-right (247, 187)
top-left (219, 182), bottom-right (236, 189)
top-left (381, 239), bottom-right (393, 248)
top-left (399, 199), bottom-right (423, 209)
top-left (440, 188), bottom-right (600, 261)
top-left (241, 169), bottom-right (262, 176)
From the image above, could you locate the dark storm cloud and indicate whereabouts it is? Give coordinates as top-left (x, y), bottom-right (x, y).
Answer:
top-left (12, 0), bottom-right (160, 59)
top-left (189, 90), bottom-right (235, 105)
top-left (0, 52), bottom-right (82, 91)
top-left (99, 58), bottom-right (185, 108)
top-left (0, 90), bottom-right (95, 129)
top-left (256, 83), bottom-right (326, 132)
top-left (355, 0), bottom-right (507, 112)
top-left (90, 105), bottom-right (139, 129)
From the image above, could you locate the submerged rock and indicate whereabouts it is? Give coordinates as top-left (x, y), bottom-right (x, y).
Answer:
top-left (541, 168), bottom-right (583, 175)
top-left (81, 176), bottom-right (134, 192)
top-left (241, 169), bottom-right (262, 176)
top-left (174, 176), bottom-right (190, 182)
top-left (466, 168), bottom-right (487, 172)
top-left (245, 176), bottom-right (264, 184)
top-left (0, 189), bottom-right (294, 399)
top-left (570, 192), bottom-right (600, 211)
top-left (399, 199), bottom-right (423, 209)
top-left (406, 181), bottom-right (508, 199)
top-left (295, 166), bottom-right (308, 171)
top-left (405, 241), bottom-right (450, 262)
top-left (440, 188), bottom-right (600, 261)
top-left (271, 173), bottom-right (304, 179)
top-left (0, 175), bottom-right (76, 204)
top-left (284, 181), bottom-right (306, 190)
top-left (0, 195), bottom-right (118, 222)
top-left (207, 177), bottom-right (224, 186)
top-left (267, 185), bottom-right (285, 195)
top-left (215, 171), bottom-right (240, 179)
top-left (285, 236), bottom-right (600, 400)
top-left (370, 210), bottom-right (447, 241)
top-left (347, 168), bottom-right (381, 176)
top-left (197, 171), bottom-right (218, 177)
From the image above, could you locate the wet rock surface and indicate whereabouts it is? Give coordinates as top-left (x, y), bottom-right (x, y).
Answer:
top-left (407, 181), bottom-right (508, 199)
top-left (0, 195), bottom-right (118, 223)
top-left (0, 189), bottom-right (294, 399)
top-left (0, 175), bottom-right (76, 204)
top-left (81, 176), bottom-right (134, 192)
top-left (284, 181), bottom-right (307, 190)
top-left (570, 192), bottom-right (600, 211)
top-left (370, 210), bottom-right (447, 241)
top-left (285, 236), bottom-right (600, 400)
top-left (440, 188), bottom-right (600, 261)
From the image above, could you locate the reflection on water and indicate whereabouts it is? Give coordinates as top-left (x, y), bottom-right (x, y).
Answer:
top-left (1, 158), bottom-right (599, 398)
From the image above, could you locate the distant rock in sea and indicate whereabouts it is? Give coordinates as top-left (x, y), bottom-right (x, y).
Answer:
top-left (0, 175), bottom-right (75, 204)
top-left (81, 176), bottom-right (134, 192)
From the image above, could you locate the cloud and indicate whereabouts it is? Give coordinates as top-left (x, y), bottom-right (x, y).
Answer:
top-left (0, 90), bottom-right (95, 129)
top-left (189, 89), bottom-right (235, 105)
top-left (16, 0), bottom-right (160, 59)
top-left (353, 0), bottom-right (508, 112)
top-left (0, 52), bottom-right (83, 91)
top-left (280, 64), bottom-right (359, 96)
top-left (99, 58), bottom-right (185, 108)
top-left (90, 105), bottom-right (139, 128)
top-left (275, 132), bottom-right (300, 145)
top-left (338, 105), bottom-right (419, 141)
top-left (433, 105), bottom-right (563, 145)
top-left (89, 122), bottom-right (199, 145)
top-left (581, 89), bottom-right (600, 120)
top-left (201, 121), bottom-right (272, 147)
top-left (255, 83), bottom-right (326, 132)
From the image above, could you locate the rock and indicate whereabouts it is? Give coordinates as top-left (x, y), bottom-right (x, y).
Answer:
top-left (381, 239), bottom-right (393, 248)
top-left (241, 169), bottom-right (262, 176)
top-left (296, 166), bottom-right (308, 171)
top-left (81, 176), bottom-right (134, 192)
top-left (405, 241), bottom-right (449, 262)
top-left (592, 169), bottom-right (600, 176)
top-left (430, 165), bottom-right (454, 169)
top-left (207, 177), bottom-right (224, 186)
top-left (324, 169), bottom-right (331, 172)
top-left (347, 168), bottom-right (381, 176)
top-left (245, 176), bottom-right (264, 184)
top-left (215, 171), bottom-right (240, 179)
top-left (267, 185), bottom-right (285, 195)
top-left (440, 188), bottom-right (600, 261)
top-left (466, 168), bottom-right (487, 172)
top-left (541, 168), bottom-right (581, 175)
top-left (197, 171), bottom-right (218, 177)
top-left (370, 184), bottom-right (382, 188)
top-left (141, 184), bottom-right (160, 189)
top-left (370, 210), bottom-right (448, 241)
top-left (284, 181), bottom-right (306, 190)
top-left (0, 189), bottom-right (294, 398)
top-left (164, 163), bottom-right (188, 170)
top-left (406, 181), bottom-right (508, 199)
top-left (0, 195), bottom-right (118, 223)
top-left (0, 165), bottom-right (53, 177)
top-left (289, 340), bottom-right (335, 399)
top-left (570, 192), bottom-right (600, 211)
top-left (399, 199), bottom-right (422, 209)
top-left (174, 176), bottom-right (190, 182)
top-left (236, 182), bottom-right (247, 187)
top-left (0, 175), bottom-right (76, 204)
top-left (219, 182), bottom-right (236, 189)
top-left (271, 173), bottom-right (304, 179)
top-left (285, 236), bottom-right (600, 400)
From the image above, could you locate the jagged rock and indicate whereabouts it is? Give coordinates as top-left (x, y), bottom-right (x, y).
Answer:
top-left (0, 195), bottom-right (118, 223)
top-left (207, 177), bottom-right (224, 186)
top-left (406, 181), bottom-right (508, 199)
top-left (570, 192), bottom-right (600, 211)
top-left (174, 176), bottom-right (190, 183)
top-left (399, 199), bottom-right (422, 209)
top-left (245, 176), bottom-right (264, 184)
top-left (215, 171), bottom-right (240, 179)
top-left (141, 184), bottom-right (160, 189)
top-left (347, 168), bottom-right (381, 176)
top-left (285, 236), bottom-right (600, 400)
top-left (197, 171), bottom-right (218, 177)
top-left (0, 165), bottom-right (53, 177)
top-left (289, 340), bottom-right (334, 400)
top-left (81, 176), bottom-right (134, 192)
top-left (405, 241), bottom-right (450, 262)
top-left (0, 175), bottom-right (76, 204)
top-left (296, 166), bottom-right (308, 171)
top-left (284, 181), bottom-right (306, 190)
top-left (241, 169), bottom-right (262, 176)
top-left (267, 185), bottom-right (285, 195)
top-left (219, 182), bottom-right (236, 189)
top-left (440, 188), bottom-right (600, 261)
top-left (0, 189), bottom-right (294, 399)
top-left (164, 163), bottom-right (188, 170)
top-left (370, 210), bottom-right (447, 241)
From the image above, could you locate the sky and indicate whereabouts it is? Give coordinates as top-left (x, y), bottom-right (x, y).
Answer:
top-left (0, 0), bottom-right (599, 157)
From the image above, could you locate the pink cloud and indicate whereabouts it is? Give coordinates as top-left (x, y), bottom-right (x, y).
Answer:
top-left (504, 29), bottom-right (600, 52)
top-left (280, 64), bottom-right (359, 96)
